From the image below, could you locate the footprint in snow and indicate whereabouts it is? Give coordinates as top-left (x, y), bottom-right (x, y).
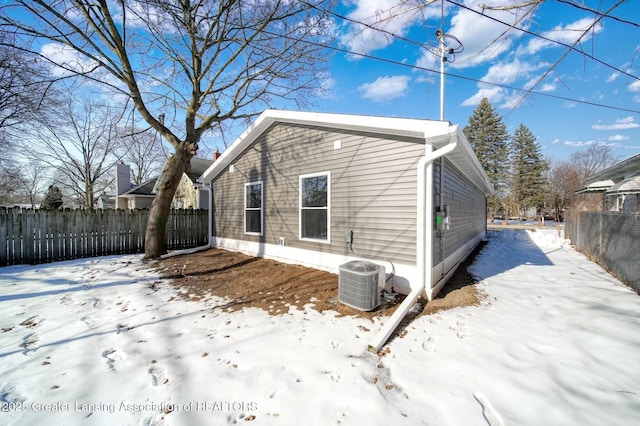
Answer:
top-left (59, 295), bottom-right (74, 306)
top-left (81, 316), bottom-right (97, 329)
top-left (0, 383), bottom-right (26, 405)
top-left (148, 365), bottom-right (169, 386)
top-left (20, 315), bottom-right (43, 329)
top-left (474, 392), bottom-right (504, 426)
top-left (422, 336), bottom-right (437, 353)
top-left (21, 333), bottom-right (39, 355)
top-left (102, 348), bottom-right (126, 372)
top-left (331, 340), bottom-right (341, 349)
top-left (450, 320), bottom-right (469, 340)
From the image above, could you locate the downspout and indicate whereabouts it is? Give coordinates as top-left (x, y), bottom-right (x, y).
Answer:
top-left (196, 179), bottom-right (213, 248)
top-left (207, 181), bottom-right (213, 247)
top-left (368, 133), bottom-right (457, 353)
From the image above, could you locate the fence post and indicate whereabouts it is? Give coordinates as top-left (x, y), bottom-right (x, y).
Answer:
top-left (0, 207), bottom-right (7, 266)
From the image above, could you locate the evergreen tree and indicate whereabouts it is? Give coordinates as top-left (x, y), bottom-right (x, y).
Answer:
top-left (510, 124), bottom-right (548, 218)
top-left (463, 98), bottom-right (510, 217)
top-left (41, 185), bottom-right (63, 210)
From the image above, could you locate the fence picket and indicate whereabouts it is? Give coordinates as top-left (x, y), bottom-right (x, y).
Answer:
top-left (0, 207), bottom-right (207, 266)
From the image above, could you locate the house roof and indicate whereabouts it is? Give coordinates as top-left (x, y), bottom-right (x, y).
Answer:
top-left (585, 152), bottom-right (640, 182)
top-left (186, 157), bottom-right (214, 183)
top-left (149, 156), bottom-right (214, 194)
top-left (577, 152), bottom-right (640, 194)
top-left (199, 109), bottom-right (493, 195)
top-left (607, 175), bottom-right (640, 194)
top-left (120, 178), bottom-right (157, 198)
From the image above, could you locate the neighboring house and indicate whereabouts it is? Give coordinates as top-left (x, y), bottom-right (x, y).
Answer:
top-left (198, 110), bottom-right (493, 301)
top-left (95, 193), bottom-right (115, 209)
top-left (114, 157), bottom-right (213, 210)
top-left (157, 157), bottom-right (213, 210)
top-left (576, 153), bottom-right (640, 212)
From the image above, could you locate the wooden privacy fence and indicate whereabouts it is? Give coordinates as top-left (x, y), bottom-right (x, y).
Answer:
top-left (0, 207), bottom-right (209, 266)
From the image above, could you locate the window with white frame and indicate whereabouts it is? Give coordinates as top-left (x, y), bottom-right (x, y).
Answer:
top-left (299, 172), bottom-right (330, 242)
top-left (244, 181), bottom-right (263, 235)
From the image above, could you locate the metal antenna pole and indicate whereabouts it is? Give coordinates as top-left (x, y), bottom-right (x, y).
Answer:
top-left (436, 29), bottom-right (445, 121)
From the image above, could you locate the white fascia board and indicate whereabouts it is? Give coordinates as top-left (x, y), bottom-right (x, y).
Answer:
top-left (268, 109), bottom-right (451, 139)
top-left (448, 125), bottom-right (495, 196)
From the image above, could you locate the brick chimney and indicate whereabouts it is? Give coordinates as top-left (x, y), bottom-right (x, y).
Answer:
top-left (213, 149), bottom-right (221, 161)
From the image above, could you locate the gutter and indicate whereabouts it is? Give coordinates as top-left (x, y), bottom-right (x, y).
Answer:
top-left (368, 131), bottom-right (458, 353)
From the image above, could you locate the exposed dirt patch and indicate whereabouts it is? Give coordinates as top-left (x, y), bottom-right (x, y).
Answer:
top-left (150, 241), bottom-right (487, 322)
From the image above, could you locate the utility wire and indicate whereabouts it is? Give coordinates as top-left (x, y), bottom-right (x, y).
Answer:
top-left (510, 0), bottom-right (628, 110)
top-left (446, 0), bottom-right (639, 82)
top-left (300, 0), bottom-right (440, 56)
top-left (556, 0), bottom-right (640, 28)
top-left (264, 28), bottom-right (640, 115)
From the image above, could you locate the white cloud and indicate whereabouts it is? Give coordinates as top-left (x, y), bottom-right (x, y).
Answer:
top-left (592, 117), bottom-right (640, 130)
top-left (40, 43), bottom-right (99, 77)
top-left (462, 58), bottom-right (545, 109)
top-left (315, 72), bottom-right (337, 99)
top-left (461, 86), bottom-right (505, 107)
top-left (607, 134), bottom-right (628, 142)
top-left (525, 17), bottom-right (604, 54)
top-left (539, 82), bottom-right (556, 92)
top-left (563, 139), bottom-right (615, 148)
top-left (339, 0), bottom-right (440, 58)
top-left (605, 73), bottom-right (619, 83)
top-left (357, 75), bottom-right (410, 102)
top-left (564, 139), bottom-right (596, 147)
top-left (484, 58), bottom-right (541, 85)
top-left (434, 0), bottom-right (536, 70)
top-left (628, 80), bottom-right (640, 92)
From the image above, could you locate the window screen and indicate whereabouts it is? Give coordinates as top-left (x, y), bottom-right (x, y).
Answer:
top-left (300, 173), bottom-right (329, 241)
top-left (245, 181), bottom-right (262, 235)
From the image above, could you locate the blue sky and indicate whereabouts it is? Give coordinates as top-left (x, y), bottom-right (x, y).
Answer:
top-left (299, 0), bottom-right (640, 163)
top-left (18, 0), bottom-right (638, 164)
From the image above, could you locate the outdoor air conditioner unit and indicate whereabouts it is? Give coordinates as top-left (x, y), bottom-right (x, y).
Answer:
top-left (338, 261), bottom-right (384, 311)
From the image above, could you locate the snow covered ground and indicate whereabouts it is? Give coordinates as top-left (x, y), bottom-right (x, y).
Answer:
top-left (1, 228), bottom-right (638, 426)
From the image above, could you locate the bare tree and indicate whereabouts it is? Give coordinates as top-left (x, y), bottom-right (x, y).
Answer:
top-left (16, 160), bottom-right (50, 208)
top-left (115, 125), bottom-right (166, 187)
top-left (0, 30), bottom-right (62, 178)
top-left (1, 1), bottom-right (333, 258)
top-left (0, 164), bottom-right (22, 205)
top-left (545, 145), bottom-right (618, 220)
top-left (569, 144), bottom-right (618, 183)
top-left (0, 34), bottom-right (52, 136)
top-left (545, 158), bottom-right (579, 222)
top-left (26, 95), bottom-right (123, 209)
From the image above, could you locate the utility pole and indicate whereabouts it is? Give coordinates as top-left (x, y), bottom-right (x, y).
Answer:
top-left (436, 29), bottom-right (446, 121)
top-left (434, 29), bottom-right (463, 122)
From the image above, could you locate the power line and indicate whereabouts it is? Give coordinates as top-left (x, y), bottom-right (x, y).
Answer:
top-left (299, 0), bottom-right (440, 56)
top-left (510, 0), bottom-right (628, 110)
top-left (265, 28), bottom-right (640, 115)
top-left (556, 0), bottom-right (640, 28)
top-left (446, 0), bottom-right (639, 82)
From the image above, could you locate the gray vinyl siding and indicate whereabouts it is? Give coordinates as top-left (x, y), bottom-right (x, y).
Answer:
top-left (432, 158), bottom-right (487, 265)
top-left (212, 122), bottom-right (424, 265)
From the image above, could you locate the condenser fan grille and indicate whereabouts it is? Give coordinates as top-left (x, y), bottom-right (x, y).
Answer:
top-left (338, 261), bottom-right (384, 311)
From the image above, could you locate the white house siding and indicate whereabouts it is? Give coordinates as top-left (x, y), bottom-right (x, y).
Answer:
top-left (211, 122), bottom-right (424, 266)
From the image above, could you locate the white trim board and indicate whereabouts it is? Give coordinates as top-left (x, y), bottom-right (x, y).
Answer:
top-left (209, 234), bottom-right (484, 297)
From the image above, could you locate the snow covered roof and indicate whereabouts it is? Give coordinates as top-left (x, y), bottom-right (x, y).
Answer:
top-left (575, 179), bottom-right (615, 194)
top-left (606, 175), bottom-right (640, 194)
top-left (199, 109), bottom-right (493, 195)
